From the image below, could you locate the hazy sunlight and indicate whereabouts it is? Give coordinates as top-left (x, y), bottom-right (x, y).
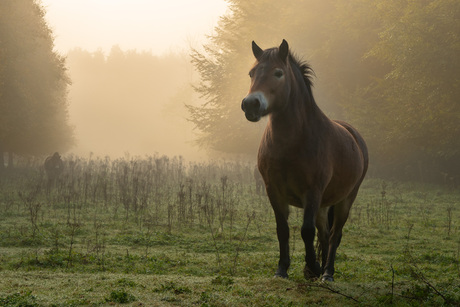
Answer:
top-left (42, 0), bottom-right (228, 55)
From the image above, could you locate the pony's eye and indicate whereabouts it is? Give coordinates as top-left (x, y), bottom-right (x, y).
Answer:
top-left (274, 69), bottom-right (284, 78)
top-left (249, 69), bottom-right (255, 78)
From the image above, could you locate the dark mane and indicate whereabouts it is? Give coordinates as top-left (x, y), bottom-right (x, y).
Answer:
top-left (288, 52), bottom-right (315, 90)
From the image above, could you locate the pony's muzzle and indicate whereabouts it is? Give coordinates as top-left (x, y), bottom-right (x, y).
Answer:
top-left (241, 92), bottom-right (267, 122)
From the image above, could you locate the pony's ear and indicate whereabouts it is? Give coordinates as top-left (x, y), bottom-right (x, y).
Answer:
top-left (252, 41), bottom-right (264, 60)
top-left (279, 39), bottom-right (289, 62)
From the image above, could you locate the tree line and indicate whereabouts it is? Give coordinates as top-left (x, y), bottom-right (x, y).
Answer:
top-left (0, 0), bottom-right (199, 166)
top-left (189, 0), bottom-right (460, 182)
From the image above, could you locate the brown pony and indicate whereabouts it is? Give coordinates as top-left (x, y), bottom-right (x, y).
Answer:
top-left (241, 40), bottom-right (368, 281)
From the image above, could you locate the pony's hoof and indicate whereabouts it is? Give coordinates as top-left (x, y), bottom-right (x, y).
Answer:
top-left (274, 268), bottom-right (288, 279)
top-left (321, 274), bottom-right (334, 282)
top-left (303, 262), bottom-right (321, 280)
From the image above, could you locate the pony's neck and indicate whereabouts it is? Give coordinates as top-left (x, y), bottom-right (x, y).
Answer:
top-left (269, 66), bottom-right (327, 140)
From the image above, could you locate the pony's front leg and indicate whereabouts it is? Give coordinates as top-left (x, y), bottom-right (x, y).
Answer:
top-left (301, 193), bottom-right (322, 279)
top-left (267, 189), bottom-right (290, 278)
top-left (273, 208), bottom-right (290, 278)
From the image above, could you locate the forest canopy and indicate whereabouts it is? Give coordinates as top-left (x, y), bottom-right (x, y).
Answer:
top-left (189, 0), bottom-right (460, 181)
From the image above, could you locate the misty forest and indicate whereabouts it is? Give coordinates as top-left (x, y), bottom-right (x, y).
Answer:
top-left (0, 0), bottom-right (459, 306)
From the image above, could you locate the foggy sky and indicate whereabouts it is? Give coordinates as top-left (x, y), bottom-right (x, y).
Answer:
top-left (42, 0), bottom-right (228, 55)
top-left (66, 48), bottom-right (206, 160)
top-left (40, 1), bottom-right (228, 160)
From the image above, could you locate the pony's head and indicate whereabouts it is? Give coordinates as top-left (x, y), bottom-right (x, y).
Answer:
top-left (241, 39), bottom-right (292, 122)
top-left (241, 40), bottom-right (315, 123)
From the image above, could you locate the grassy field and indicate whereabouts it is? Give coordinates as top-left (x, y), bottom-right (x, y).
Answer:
top-left (0, 155), bottom-right (459, 306)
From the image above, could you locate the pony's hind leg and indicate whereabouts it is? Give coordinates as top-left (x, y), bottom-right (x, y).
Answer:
top-left (322, 196), bottom-right (354, 281)
top-left (315, 207), bottom-right (331, 272)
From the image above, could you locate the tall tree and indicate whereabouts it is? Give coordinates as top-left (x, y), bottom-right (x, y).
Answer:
top-left (344, 0), bottom-right (460, 178)
top-left (0, 0), bottom-right (74, 170)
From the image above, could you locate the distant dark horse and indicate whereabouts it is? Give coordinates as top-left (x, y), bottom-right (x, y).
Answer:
top-left (241, 40), bottom-right (368, 281)
top-left (44, 152), bottom-right (63, 188)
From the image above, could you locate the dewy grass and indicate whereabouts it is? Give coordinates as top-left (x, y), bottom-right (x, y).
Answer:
top-left (0, 156), bottom-right (459, 306)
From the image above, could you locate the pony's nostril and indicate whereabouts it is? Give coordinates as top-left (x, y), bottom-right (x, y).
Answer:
top-left (254, 99), bottom-right (260, 109)
top-left (242, 95), bottom-right (263, 118)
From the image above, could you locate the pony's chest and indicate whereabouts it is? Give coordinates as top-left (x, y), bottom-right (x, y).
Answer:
top-left (258, 137), bottom-right (317, 171)
top-left (258, 138), bottom-right (327, 202)
top-left (259, 152), bottom-right (310, 188)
